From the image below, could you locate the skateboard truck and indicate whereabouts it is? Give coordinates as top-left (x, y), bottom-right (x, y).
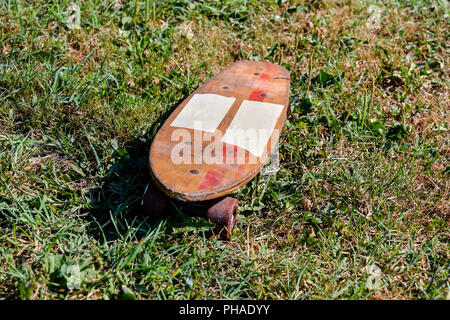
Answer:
top-left (141, 182), bottom-right (238, 240)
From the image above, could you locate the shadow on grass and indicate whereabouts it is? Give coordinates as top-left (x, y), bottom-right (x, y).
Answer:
top-left (85, 96), bottom-right (211, 243)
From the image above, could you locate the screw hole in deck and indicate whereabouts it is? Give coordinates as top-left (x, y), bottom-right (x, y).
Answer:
top-left (190, 169), bottom-right (200, 174)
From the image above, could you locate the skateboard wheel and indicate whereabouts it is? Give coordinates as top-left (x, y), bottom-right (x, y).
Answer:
top-left (141, 182), bottom-right (167, 219)
top-left (206, 197), bottom-right (239, 240)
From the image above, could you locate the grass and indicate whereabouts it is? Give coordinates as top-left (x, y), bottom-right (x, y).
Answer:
top-left (0, 0), bottom-right (448, 299)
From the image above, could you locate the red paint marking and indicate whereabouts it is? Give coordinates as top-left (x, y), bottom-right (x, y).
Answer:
top-left (222, 144), bottom-right (237, 163)
top-left (249, 89), bottom-right (265, 102)
top-left (260, 73), bottom-right (271, 80)
top-left (222, 144), bottom-right (238, 154)
top-left (243, 149), bottom-right (250, 164)
top-left (221, 143), bottom-right (252, 164)
top-left (198, 170), bottom-right (224, 190)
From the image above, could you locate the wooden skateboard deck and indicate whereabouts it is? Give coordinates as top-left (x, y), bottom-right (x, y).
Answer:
top-left (149, 60), bottom-right (290, 202)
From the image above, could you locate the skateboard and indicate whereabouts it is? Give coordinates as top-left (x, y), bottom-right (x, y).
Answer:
top-left (141, 60), bottom-right (290, 240)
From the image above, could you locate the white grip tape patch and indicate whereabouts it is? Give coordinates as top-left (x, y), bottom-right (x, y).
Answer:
top-left (221, 100), bottom-right (283, 157)
top-left (170, 93), bottom-right (236, 133)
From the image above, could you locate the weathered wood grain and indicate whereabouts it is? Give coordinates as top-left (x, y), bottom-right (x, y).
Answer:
top-left (149, 60), bottom-right (290, 201)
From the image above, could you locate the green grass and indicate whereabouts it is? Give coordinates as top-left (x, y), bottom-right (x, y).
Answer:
top-left (0, 0), bottom-right (448, 299)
